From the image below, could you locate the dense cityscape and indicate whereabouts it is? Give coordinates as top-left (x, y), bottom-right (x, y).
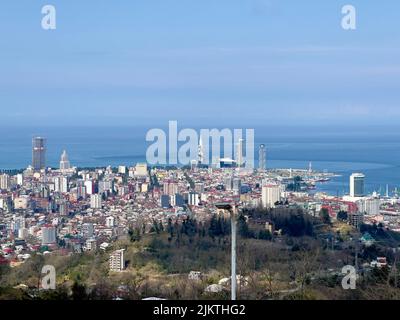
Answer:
top-left (1, 136), bottom-right (400, 300)
top-left (2, 1), bottom-right (400, 316)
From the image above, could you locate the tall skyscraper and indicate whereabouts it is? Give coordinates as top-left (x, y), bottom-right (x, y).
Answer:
top-left (54, 176), bottom-right (69, 193)
top-left (59, 150), bottom-right (71, 171)
top-left (32, 137), bottom-right (46, 171)
top-left (84, 180), bottom-right (95, 195)
top-left (259, 144), bottom-right (266, 171)
top-left (198, 136), bottom-right (205, 165)
top-left (236, 139), bottom-right (244, 168)
top-left (350, 173), bottom-right (365, 197)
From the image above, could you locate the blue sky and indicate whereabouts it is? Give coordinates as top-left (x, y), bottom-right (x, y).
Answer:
top-left (1, 0), bottom-right (400, 127)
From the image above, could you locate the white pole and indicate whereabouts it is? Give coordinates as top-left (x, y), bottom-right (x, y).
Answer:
top-left (231, 213), bottom-right (237, 300)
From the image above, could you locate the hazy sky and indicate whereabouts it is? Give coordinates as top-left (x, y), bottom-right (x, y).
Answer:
top-left (1, 0), bottom-right (400, 127)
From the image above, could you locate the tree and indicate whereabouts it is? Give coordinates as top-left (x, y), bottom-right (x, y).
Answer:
top-left (151, 220), bottom-right (160, 234)
top-left (337, 210), bottom-right (348, 222)
top-left (292, 247), bottom-right (321, 297)
top-left (258, 230), bottom-right (272, 240)
top-left (237, 215), bottom-right (253, 238)
top-left (128, 227), bottom-right (141, 242)
top-left (167, 218), bottom-right (174, 238)
top-left (71, 282), bottom-right (88, 300)
top-left (208, 215), bottom-right (218, 239)
top-left (319, 208), bottom-right (331, 224)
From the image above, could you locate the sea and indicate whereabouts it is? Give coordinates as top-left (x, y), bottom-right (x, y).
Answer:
top-left (1, 125), bottom-right (399, 197)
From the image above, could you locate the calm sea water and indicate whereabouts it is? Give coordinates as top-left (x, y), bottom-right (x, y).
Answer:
top-left (1, 125), bottom-right (399, 196)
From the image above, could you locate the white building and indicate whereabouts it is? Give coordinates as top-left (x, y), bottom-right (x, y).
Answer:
top-left (0, 174), bottom-right (10, 190)
top-left (41, 226), bottom-right (56, 245)
top-left (84, 180), bottom-right (95, 195)
top-left (233, 178), bottom-right (241, 193)
top-left (224, 176), bottom-right (233, 191)
top-left (262, 185), bottom-right (281, 208)
top-left (18, 228), bottom-right (29, 240)
top-left (163, 181), bottom-right (178, 196)
top-left (350, 173), bottom-right (365, 197)
top-left (59, 150), bottom-right (71, 171)
top-left (54, 176), bottom-right (69, 193)
top-left (109, 249), bottom-right (125, 272)
top-left (16, 174), bottom-right (23, 186)
top-left (90, 194), bottom-right (102, 209)
top-left (357, 197), bottom-right (380, 216)
top-left (106, 216), bottom-right (115, 228)
top-left (135, 163), bottom-right (148, 176)
top-left (188, 192), bottom-right (200, 206)
top-left (236, 138), bottom-right (244, 168)
top-left (85, 238), bottom-right (97, 251)
top-left (118, 166), bottom-right (127, 174)
top-left (99, 180), bottom-right (113, 194)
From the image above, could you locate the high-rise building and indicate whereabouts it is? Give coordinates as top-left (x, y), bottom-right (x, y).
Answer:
top-left (170, 193), bottom-right (184, 207)
top-left (350, 173), bottom-right (365, 197)
top-left (76, 181), bottom-right (87, 199)
top-left (59, 201), bottom-right (69, 216)
top-left (259, 144), bottom-right (266, 171)
top-left (16, 174), bottom-right (23, 186)
top-left (349, 212), bottom-right (364, 229)
top-left (32, 137), bottom-right (46, 171)
top-left (109, 249), bottom-right (125, 272)
top-left (82, 223), bottom-right (94, 238)
top-left (0, 174), bottom-right (11, 190)
top-left (188, 192), bottom-right (200, 206)
top-left (13, 216), bottom-right (26, 233)
top-left (84, 180), bottom-right (95, 195)
top-left (198, 136), bottom-right (205, 165)
top-left (54, 176), bottom-right (68, 193)
top-left (262, 185), bottom-right (281, 208)
top-left (236, 138), bottom-right (244, 168)
top-left (99, 180), bottom-right (113, 194)
top-left (224, 176), bottom-right (233, 191)
top-left (59, 150), bottom-right (71, 171)
top-left (90, 194), bottom-right (102, 209)
top-left (163, 180), bottom-right (178, 196)
top-left (160, 194), bottom-right (171, 208)
top-left (106, 216), bottom-right (115, 228)
top-left (233, 178), bottom-right (242, 193)
top-left (357, 198), bottom-right (380, 215)
top-left (41, 226), bottom-right (56, 245)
